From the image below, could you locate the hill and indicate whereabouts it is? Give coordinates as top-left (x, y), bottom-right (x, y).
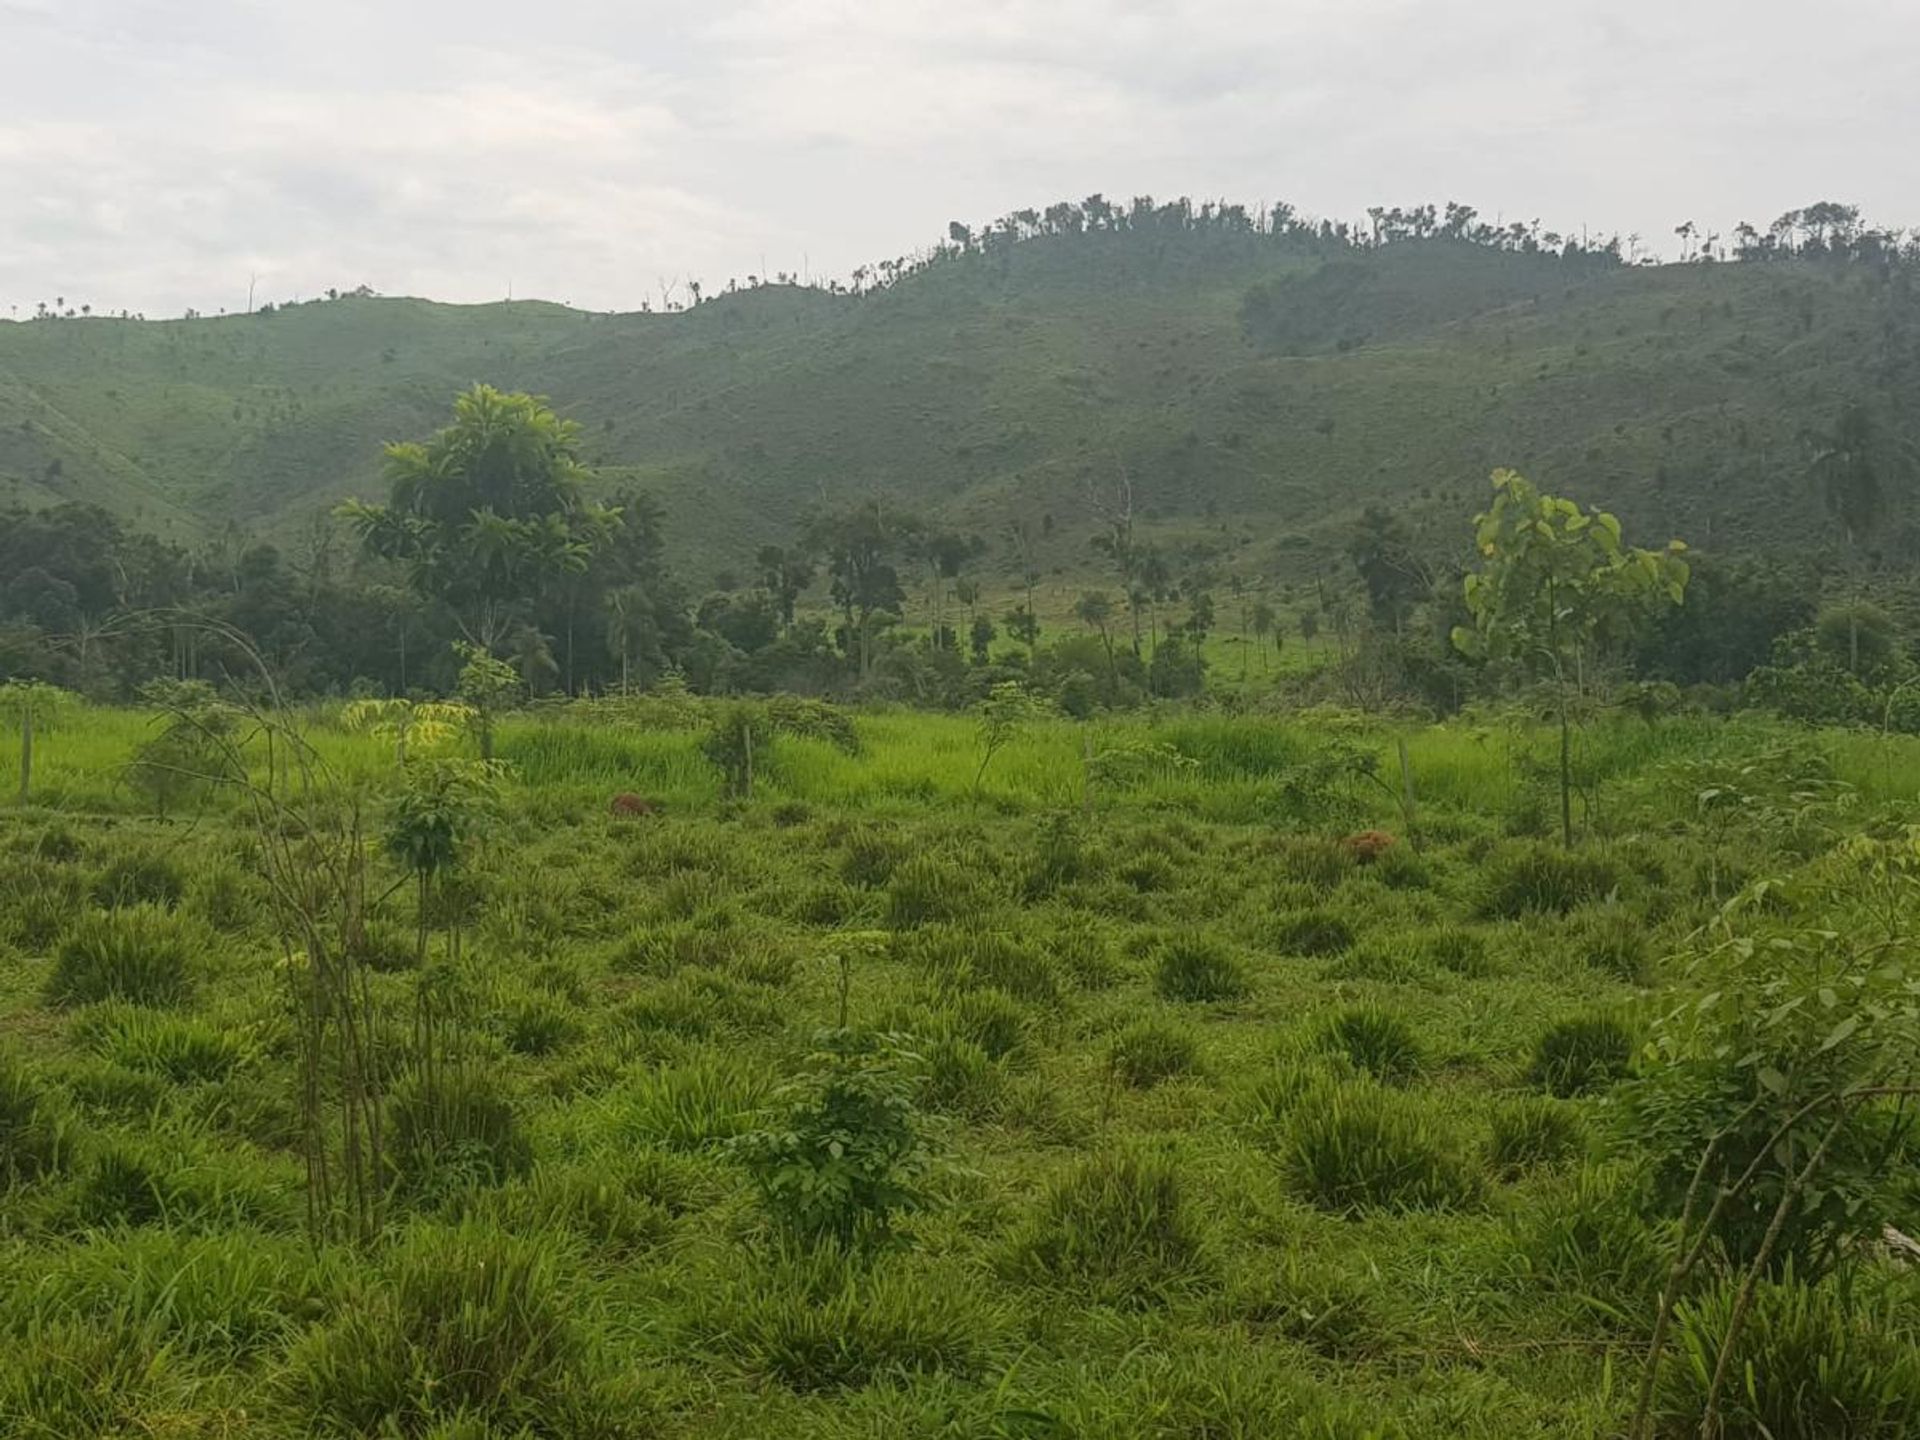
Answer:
top-left (5, 220), bottom-right (1919, 582)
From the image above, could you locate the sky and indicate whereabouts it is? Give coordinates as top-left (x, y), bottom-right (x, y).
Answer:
top-left (2, 0), bottom-right (1916, 319)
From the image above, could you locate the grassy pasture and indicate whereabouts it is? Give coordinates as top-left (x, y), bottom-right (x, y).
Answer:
top-left (2, 701), bottom-right (1918, 1438)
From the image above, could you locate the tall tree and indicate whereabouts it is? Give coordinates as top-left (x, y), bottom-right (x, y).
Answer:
top-left (339, 386), bottom-right (615, 653)
top-left (805, 501), bottom-right (919, 682)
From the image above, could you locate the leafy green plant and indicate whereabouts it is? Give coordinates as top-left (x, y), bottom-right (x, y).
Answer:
top-left (732, 1029), bottom-right (932, 1248)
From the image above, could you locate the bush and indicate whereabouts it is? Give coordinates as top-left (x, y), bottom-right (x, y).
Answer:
top-left (1284, 1081), bottom-right (1479, 1214)
top-left (1110, 1021), bottom-right (1201, 1089)
top-left (1003, 1148), bottom-right (1209, 1303)
top-left (1479, 845), bottom-right (1620, 918)
top-left (1154, 936), bottom-right (1248, 1003)
top-left (45, 906), bottom-right (198, 1007)
top-left (1657, 1270), bottom-right (1920, 1438)
top-left (1271, 908), bottom-right (1354, 957)
top-left (732, 1030), bottom-right (930, 1247)
top-left (386, 1068), bottom-right (532, 1191)
top-left (1318, 1005), bottom-right (1424, 1084)
top-left (91, 849), bottom-right (187, 910)
top-left (1485, 1096), bottom-right (1587, 1178)
top-left (1529, 1014), bottom-right (1636, 1097)
top-left (1, 1049), bottom-right (74, 1186)
top-left (279, 1222), bottom-right (642, 1436)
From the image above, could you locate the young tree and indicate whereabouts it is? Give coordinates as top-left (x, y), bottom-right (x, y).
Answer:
top-left (1249, 600), bottom-right (1277, 673)
top-left (1074, 591), bottom-right (1117, 679)
top-left (453, 643), bottom-right (520, 762)
top-left (805, 501), bottom-right (918, 682)
top-left (0, 680), bottom-right (72, 806)
top-left (1452, 469), bottom-right (1690, 848)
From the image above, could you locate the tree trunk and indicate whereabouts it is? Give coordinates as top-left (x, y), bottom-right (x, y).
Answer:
top-left (18, 705), bottom-right (32, 807)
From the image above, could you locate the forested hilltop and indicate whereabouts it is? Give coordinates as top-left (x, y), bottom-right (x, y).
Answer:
top-left (3, 196), bottom-right (1918, 718)
top-left (5, 196), bottom-right (1918, 569)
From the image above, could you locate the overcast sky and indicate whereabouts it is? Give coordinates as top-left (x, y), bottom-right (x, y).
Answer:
top-left (2, 0), bottom-right (1916, 318)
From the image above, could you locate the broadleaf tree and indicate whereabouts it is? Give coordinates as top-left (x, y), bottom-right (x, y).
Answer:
top-left (1452, 469), bottom-right (1690, 847)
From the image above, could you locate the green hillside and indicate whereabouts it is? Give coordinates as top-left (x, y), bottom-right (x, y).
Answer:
top-left (5, 226), bottom-right (1917, 577)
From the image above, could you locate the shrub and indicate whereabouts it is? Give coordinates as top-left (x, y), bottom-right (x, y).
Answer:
top-left (1003, 1148), bottom-right (1209, 1303)
top-left (1154, 936), bottom-right (1248, 1002)
top-left (45, 906), bottom-right (198, 1007)
top-left (1, 1049), bottom-right (74, 1186)
top-left (1479, 844), bottom-right (1620, 918)
top-left (1271, 908), bottom-right (1354, 957)
top-left (1109, 1021), bottom-right (1201, 1089)
top-left (1284, 1081), bottom-right (1479, 1214)
top-left (1657, 1270), bottom-right (1920, 1438)
top-left (279, 1222), bottom-right (641, 1436)
top-left (694, 1251), bottom-right (998, 1393)
top-left (1318, 1005), bottom-right (1424, 1084)
top-left (732, 1030), bottom-right (930, 1247)
top-left (1529, 1014), bottom-right (1636, 1097)
top-left (1485, 1096), bottom-right (1587, 1178)
top-left (386, 1068), bottom-right (532, 1191)
top-left (91, 850), bottom-right (187, 910)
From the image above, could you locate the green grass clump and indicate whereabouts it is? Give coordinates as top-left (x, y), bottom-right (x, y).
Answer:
top-left (280, 1222), bottom-right (646, 1436)
top-left (1485, 1096), bottom-right (1588, 1178)
top-left (1154, 936), bottom-right (1248, 1002)
top-left (619, 1055), bottom-right (768, 1150)
top-left (1109, 1020), bottom-right (1201, 1089)
top-left (1417, 924), bottom-right (1495, 977)
top-left (1479, 844), bottom-right (1621, 918)
top-left (91, 849), bottom-right (187, 910)
top-left (1572, 907), bottom-right (1653, 981)
top-left (693, 1251), bottom-right (1002, 1393)
top-left (1, 1049), bottom-right (76, 1186)
top-left (1284, 1081), bottom-right (1479, 1214)
top-left (920, 1035), bottom-right (1004, 1117)
top-left (1317, 1005), bottom-right (1425, 1084)
top-left (499, 992), bottom-right (586, 1056)
top-left (1004, 1149), bottom-right (1209, 1303)
top-left (386, 1068), bottom-right (532, 1191)
top-left (44, 906), bottom-right (199, 1007)
top-left (1271, 907), bottom-right (1355, 956)
top-left (1506, 1164), bottom-right (1665, 1318)
top-left (887, 854), bottom-right (990, 928)
top-left (1529, 1014), bottom-right (1637, 1097)
top-left (1658, 1270), bottom-right (1920, 1438)
top-left (1269, 834), bottom-right (1353, 892)
top-left (74, 1004), bottom-right (255, 1083)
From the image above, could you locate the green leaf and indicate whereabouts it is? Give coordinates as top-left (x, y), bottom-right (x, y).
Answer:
top-left (1816, 1015), bottom-right (1861, 1053)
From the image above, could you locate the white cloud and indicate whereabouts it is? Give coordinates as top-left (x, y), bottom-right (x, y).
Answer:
top-left (1, 0), bottom-right (1916, 317)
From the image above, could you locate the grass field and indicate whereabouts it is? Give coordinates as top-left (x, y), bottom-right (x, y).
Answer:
top-left (2, 699), bottom-right (1918, 1437)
